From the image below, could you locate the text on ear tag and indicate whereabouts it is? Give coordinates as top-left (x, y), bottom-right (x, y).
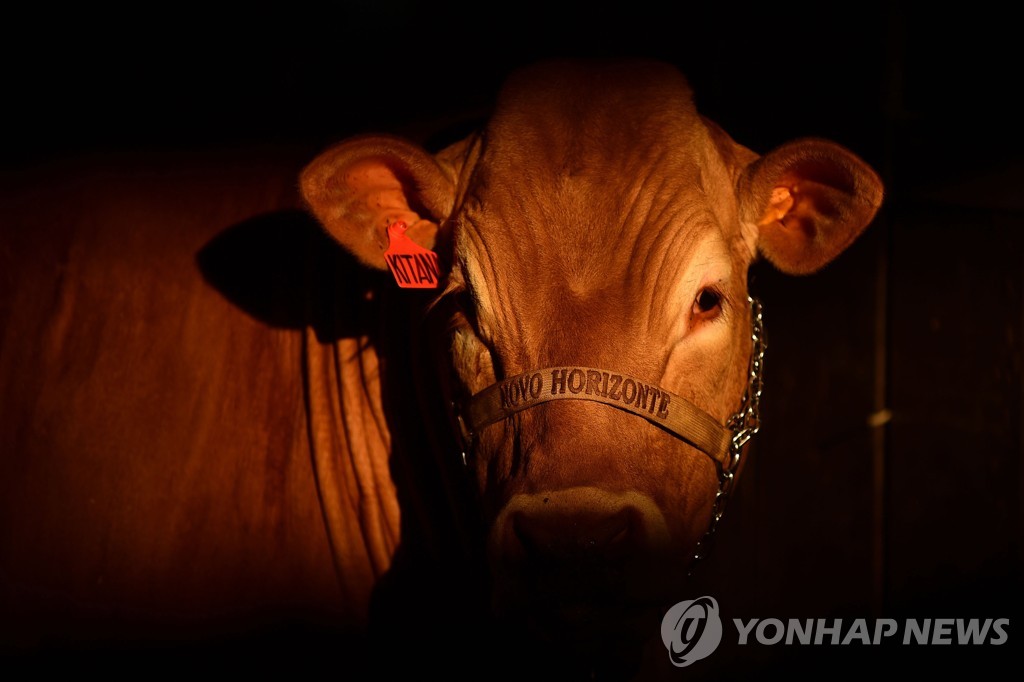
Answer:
top-left (384, 221), bottom-right (440, 289)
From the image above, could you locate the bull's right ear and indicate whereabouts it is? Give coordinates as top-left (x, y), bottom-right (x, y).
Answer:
top-left (739, 138), bottom-right (883, 275)
top-left (300, 135), bottom-right (457, 270)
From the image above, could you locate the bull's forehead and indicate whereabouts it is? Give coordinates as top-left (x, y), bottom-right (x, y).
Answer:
top-left (482, 60), bottom-right (704, 179)
top-left (452, 61), bottom-right (742, 367)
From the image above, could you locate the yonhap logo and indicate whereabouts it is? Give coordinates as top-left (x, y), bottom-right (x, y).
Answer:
top-left (660, 597), bottom-right (1009, 668)
top-left (660, 596), bottom-right (723, 667)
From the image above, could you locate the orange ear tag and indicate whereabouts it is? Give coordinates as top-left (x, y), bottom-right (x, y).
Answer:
top-left (383, 221), bottom-right (440, 289)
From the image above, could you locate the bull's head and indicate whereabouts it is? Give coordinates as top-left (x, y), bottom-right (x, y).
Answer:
top-left (301, 60), bottom-right (882, 645)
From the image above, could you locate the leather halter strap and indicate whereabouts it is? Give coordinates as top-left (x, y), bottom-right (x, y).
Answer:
top-left (462, 366), bottom-right (732, 467)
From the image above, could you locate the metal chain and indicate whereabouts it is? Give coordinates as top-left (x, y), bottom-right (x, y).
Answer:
top-left (689, 296), bottom-right (766, 572)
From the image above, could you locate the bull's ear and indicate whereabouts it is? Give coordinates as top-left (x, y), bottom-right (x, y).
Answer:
top-left (300, 135), bottom-right (456, 270)
top-left (740, 139), bottom-right (883, 275)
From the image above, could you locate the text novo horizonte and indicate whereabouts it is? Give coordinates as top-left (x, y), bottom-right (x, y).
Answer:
top-left (498, 368), bottom-right (672, 418)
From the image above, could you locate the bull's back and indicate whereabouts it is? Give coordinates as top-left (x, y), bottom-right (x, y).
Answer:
top-left (0, 151), bottom-right (347, 649)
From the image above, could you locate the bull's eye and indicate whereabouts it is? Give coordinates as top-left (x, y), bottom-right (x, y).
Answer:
top-left (693, 288), bottom-right (723, 316)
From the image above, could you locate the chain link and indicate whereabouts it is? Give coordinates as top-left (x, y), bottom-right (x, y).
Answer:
top-left (689, 296), bottom-right (765, 572)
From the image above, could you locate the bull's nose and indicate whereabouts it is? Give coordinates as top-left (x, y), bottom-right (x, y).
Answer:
top-left (492, 488), bottom-right (672, 565)
top-left (509, 507), bottom-right (638, 563)
top-left (490, 489), bottom-right (676, 630)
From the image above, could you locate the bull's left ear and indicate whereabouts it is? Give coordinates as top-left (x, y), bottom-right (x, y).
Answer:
top-left (300, 134), bottom-right (459, 271)
top-left (740, 139), bottom-right (883, 275)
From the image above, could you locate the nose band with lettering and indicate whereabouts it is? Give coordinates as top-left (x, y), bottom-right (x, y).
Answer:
top-left (462, 366), bottom-right (732, 467)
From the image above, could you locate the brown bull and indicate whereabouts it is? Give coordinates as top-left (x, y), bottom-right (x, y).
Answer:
top-left (1, 60), bottom-right (881, 673)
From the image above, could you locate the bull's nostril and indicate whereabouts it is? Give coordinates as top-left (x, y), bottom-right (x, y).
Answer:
top-left (607, 524), bottom-right (628, 549)
top-left (510, 508), bottom-right (636, 562)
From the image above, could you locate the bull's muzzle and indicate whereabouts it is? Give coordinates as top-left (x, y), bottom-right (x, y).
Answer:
top-left (497, 490), bottom-right (670, 565)
top-left (491, 488), bottom-right (673, 588)
top-left (510, 506), bottom-right (636, 563)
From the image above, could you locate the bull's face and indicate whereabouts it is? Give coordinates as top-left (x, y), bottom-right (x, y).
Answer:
top-left (302, 61), bottom-right (882, 642)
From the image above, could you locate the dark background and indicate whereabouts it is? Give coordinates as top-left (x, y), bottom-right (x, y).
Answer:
top-left (4, 2), bottom-right (1021, 678)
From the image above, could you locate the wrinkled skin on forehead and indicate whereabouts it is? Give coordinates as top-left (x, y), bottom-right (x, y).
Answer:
top-left (301, 58), bottom-right (882, 646)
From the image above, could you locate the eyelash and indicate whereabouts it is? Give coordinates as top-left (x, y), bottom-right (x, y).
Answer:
top-left (693, 286), bottom-right (724, 316)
